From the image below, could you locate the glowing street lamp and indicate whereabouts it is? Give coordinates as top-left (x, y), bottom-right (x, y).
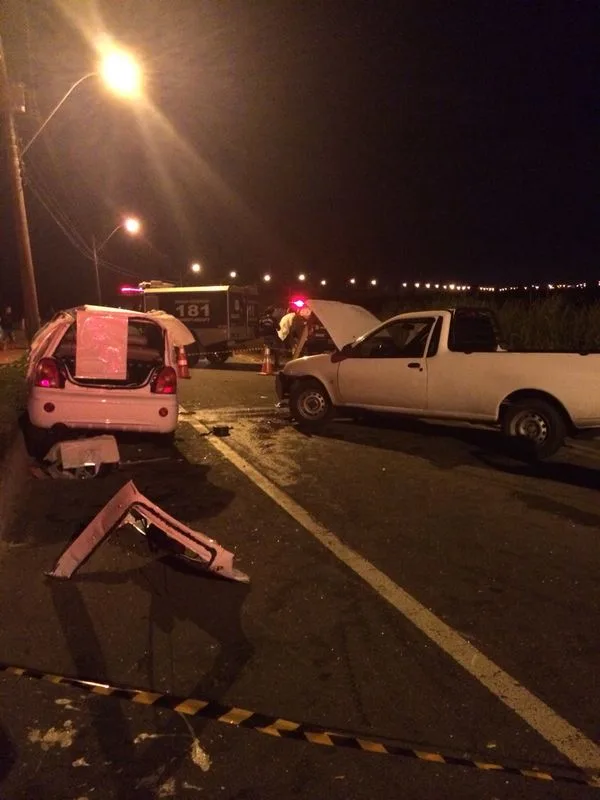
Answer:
top-left (370, 278), bottom-right (378, 287)
top-left (92, 216), bottom-right (141, 304)
top-left (263, 273), bottom-right (271, 282)
top-left (320, 279), bottom-right (327, 286)
top-left (9, 42), bottom-right (143, 336)
top-left (298, 273), bottom-right (306, 282)
top-left (98, 46), bottom-right (143, 99)
top-left (229, 270), bottom-right (237, 279)
top-left (21, 45), bottom-right (143, 158)
top-left (124, 216), bottom-right (141, 235)
top-left (191, 262), bottom-right (202, 274)
top-left (349, 278), bottom-right (356, 285)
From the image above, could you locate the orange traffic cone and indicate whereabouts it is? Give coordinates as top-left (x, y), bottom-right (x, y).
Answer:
top-left (259, 345), bottom-right (274, 376)
top-left (176, 346), bottom-right (191, 379)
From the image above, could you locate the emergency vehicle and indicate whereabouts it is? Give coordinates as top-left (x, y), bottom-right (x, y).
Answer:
top-left (121, 282), bottom-right (259, 365)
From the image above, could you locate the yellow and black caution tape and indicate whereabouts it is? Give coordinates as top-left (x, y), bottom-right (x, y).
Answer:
top-left (1, 661), bottom-right (597, 788)
top-left (202, 345), bottom-right (265, 357)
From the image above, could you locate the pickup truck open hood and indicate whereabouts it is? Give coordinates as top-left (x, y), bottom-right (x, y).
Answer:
top-left (305, 300), bottom-right (381, 349)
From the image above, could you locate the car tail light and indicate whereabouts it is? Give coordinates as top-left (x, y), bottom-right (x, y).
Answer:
top-left (34, 357), bottom-right (65, 389)
top-left (151, 366), bottom-right (177, 394)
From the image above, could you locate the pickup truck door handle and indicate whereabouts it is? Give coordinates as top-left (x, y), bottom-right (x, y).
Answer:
top-left (407, 362), bottom-right (422, 369)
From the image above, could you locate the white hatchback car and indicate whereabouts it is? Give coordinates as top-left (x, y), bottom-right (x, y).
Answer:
top-left (26, 305), bottom-right (194, 453)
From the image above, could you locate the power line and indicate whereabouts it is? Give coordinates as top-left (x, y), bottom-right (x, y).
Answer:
top-left (24, 170), bottom-right (144, 280)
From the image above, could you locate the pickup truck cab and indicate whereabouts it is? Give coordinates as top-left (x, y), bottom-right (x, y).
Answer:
top-left (276, 301), bottom-right (600, 460)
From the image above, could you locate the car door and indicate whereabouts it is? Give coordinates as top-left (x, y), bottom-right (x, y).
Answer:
top-left (336, 317), bottom-right (434, 410)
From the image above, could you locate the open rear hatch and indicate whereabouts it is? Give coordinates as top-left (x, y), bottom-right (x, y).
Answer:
top-left (54, 313), bottom-right (166, 388)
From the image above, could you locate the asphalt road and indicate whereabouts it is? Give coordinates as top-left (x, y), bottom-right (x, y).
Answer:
top-left (0, 358), bottom-right (599, 799)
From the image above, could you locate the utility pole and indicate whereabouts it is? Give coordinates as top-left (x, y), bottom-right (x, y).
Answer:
top-left (91, 236), bottom-right (102, 304)
top-left (0, 32), bottom-right (41, 340)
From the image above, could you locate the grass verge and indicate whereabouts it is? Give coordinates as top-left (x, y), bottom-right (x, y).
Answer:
top-left (0, 356), bottom-right (27, 460)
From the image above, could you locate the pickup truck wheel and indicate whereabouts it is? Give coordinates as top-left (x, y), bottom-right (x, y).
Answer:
top-left (502, 399), bottom-right (566, 461)
top-left (289, 379), bottom-right (333, 430)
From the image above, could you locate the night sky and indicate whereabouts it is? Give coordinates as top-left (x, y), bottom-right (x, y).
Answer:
top-left (1, 0), bottom-right (599, 313)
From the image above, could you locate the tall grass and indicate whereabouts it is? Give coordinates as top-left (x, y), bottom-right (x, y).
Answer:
top-left (0, 357), bottom-right (27, 458)
top-left (378, 294), bottom-right (600, 351)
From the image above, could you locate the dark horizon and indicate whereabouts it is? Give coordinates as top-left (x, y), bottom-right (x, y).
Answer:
top-left (1, 1), bottom-right (599, 314)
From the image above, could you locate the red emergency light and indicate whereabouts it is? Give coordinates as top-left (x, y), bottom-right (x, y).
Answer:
top-left (291, 298), bottom-right (306, 309)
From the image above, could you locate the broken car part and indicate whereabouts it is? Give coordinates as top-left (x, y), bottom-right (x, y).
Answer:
top-left (46, 480), bottom-right (249, 583)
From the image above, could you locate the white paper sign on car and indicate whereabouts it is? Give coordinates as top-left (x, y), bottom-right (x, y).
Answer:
top-left (75, 310), bottom-right (128, 380)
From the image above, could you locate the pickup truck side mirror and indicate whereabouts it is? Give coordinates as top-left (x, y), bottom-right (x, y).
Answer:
top-left (331, 342), bottom-right (353, 363)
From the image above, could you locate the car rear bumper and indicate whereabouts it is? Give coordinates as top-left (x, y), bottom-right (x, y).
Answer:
top-left (28, 388), bottom-right (179, 433)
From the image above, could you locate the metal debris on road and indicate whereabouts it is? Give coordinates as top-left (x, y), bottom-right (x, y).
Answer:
top-left (45, 480), bottom-right (249, 583)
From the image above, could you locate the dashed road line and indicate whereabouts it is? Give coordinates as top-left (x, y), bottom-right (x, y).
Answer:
top-left (183, 408), bottom-right (600, 781)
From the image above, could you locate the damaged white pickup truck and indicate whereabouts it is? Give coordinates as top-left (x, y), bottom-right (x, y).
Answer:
top-left (26, 305), bottom-right (195, 453)
top-left (276, 301), bottom-right (600, 460)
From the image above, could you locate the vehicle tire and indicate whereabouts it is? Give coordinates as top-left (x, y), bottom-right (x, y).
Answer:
top-left (289, 379), bottom-right (333, 431)
top-left (206, 351), bottom-right (230, 365)
top-left (23, 419), bottom-right (57, 460)
top-left (501, 398), bottom-right (567, 461)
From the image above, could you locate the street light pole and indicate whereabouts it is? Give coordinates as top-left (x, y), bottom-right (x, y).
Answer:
top-left (0, 32), bottom-right (41, 340)
top-left (20, 72), bottom-right (96, 158)
top-left (92, 219), bottom-right (141, 302)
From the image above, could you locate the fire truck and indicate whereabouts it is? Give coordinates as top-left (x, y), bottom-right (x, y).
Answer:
top-left (121, 282), bottom-right (259, 365)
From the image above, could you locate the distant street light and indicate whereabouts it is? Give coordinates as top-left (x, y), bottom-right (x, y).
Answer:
top-left (320, 279), bottom-right (327, 286)
top-left (191, 262), bottom-right (202, 274)
top-left (349, 278), bottom-right (356, 286)
top-left (92, 216), bottom-right (141, 303)
top-left (298, 273), bottom-right (306, 282)
top-left (263, 274), bottom-right (271, 282)
top-left (229, 271), bottom-right (237, 279)
top-left (370, 279), bottom-right (377, 287)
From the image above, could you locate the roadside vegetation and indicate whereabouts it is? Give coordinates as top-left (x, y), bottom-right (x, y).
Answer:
top-left (379, 293), bottom-right (600, 351)
top-left (0, 356), bottom-right (27, 457)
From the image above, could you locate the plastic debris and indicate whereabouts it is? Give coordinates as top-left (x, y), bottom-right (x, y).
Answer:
top-left (42, 435), bottom-right (120, 479)
top-left (46, 480), bottom-right (249, 583)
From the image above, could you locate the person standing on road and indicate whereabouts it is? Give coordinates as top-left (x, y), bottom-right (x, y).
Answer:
top-left (278, 306), bottom-right (304, 356)
top-left (258, 306), bottom-right (282, 369)
top-left (1, 306), bottom-right (15, 350)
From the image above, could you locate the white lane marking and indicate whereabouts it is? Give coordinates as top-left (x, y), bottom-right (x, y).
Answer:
top-left (565, 441), bottom-right (600, 460)
top-left (184, 410), bottom-right (600, 777)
